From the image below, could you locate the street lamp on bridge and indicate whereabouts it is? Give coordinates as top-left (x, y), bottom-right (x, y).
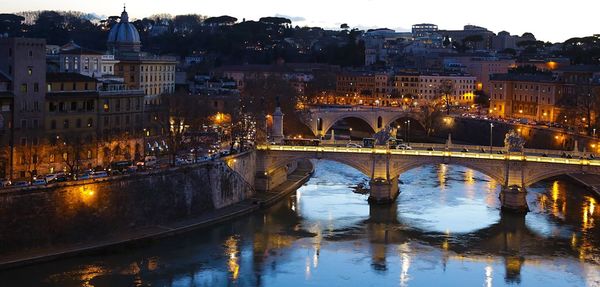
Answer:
top-left (489, 123), bottom-right (494, 154)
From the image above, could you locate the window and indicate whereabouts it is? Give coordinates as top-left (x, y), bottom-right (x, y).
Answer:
top-left (21, 119), bottom-right (27, 129)
top-left (60, 83), bottom-right (64, 91)
top-left (71, 102), bottom-right (77, 111)
top-left (72, 83), bottom-right (76, 90)
top-left (103, 100), bottom-right (109, 112)
top-left (28, 50), bottom-right (32, 57)
top-left (59, 102), bottom-right (65, 112)
top-left (104, 116), bottom-right (109, 125)
top-left (86, 100), bottom-right (94, 111)
top-left (49, 102), bottom-right (57, 112)
top-left (49, 154), bottom-right (55, 163)
top-left (20, 84), bottom-right (27, 93)
top-left (27, 67), bottom-right (32, 75)
top-left (33, 83), bottom-right (39, 92)
top-left (116, 100), bottom-right (121, 112)
top-left (76, 118), bottom-right (82, 128)
top-left (63, 119), bottom-right (69, 129)
top-left (32, 119), bottom-right (38, 128)
top-left (87, 118), bottom-right (93, 127)
top-left (50, 120), bottom-right (56, 129)
top-left (87, 150), bottom-right (92, 159)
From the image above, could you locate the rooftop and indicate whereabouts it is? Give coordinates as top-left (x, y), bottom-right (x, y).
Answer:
top-left (47, 73), bottom-right (98, 83)
top-left (490, 73), bottom-right (557, 83)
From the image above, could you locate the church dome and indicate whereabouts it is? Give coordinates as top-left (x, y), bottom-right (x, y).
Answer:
top-left (107, 7), bottom-right (141, 54)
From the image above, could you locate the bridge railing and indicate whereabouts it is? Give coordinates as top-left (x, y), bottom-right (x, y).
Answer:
top-left (257, 144), bottom-right (600, 167)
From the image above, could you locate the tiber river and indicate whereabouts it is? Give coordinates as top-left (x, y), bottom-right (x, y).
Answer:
top-left (1, 160), bottom-right (599, 287)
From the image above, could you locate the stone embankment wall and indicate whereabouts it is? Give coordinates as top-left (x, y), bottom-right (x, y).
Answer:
top-left (436, 118), bottom-right (592, 151)
top-left (0, 151), bottom-right (256, 256)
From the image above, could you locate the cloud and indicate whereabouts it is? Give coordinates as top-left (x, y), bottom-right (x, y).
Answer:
top-left (274, 14), bottom-right (305, 22)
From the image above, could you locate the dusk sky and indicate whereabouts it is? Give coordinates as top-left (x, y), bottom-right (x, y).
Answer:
top-left (5, 0), bottom-right (598, 43)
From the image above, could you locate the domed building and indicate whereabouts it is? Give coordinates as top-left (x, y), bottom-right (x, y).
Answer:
top-left (107, 6), bottom-right (141, 55)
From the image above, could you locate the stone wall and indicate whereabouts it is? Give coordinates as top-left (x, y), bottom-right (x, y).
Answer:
top-left (0, 151), bottom-right (256, 256)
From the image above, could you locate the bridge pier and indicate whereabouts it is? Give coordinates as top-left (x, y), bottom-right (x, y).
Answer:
top-left (499, 186), bottom-right (529, 213)
top-left (368, 177), bottom-right (400, 204)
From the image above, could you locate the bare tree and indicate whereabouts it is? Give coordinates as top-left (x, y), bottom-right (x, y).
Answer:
top-left (437, 79), bottom-right (455, 115)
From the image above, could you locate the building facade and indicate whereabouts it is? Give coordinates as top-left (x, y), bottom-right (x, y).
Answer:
top-left (489, 74), bottom-right (562, 122)
top-left (0, 38), bottom-right (47, 179)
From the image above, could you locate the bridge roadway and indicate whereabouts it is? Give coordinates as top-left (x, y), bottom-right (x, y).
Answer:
top-left (255, 142), bottom-right (600, 213)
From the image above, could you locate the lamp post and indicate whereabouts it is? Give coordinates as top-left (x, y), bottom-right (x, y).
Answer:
top-left (407, 119), bottom-right (411, 145)
top-left (348, 128), bottom-right (353, 143)
top-left (489, 123), bottom-right (494, 154)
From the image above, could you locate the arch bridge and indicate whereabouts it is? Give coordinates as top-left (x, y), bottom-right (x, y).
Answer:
top-left (255, 143), bottom-right (600, 213)
top-left (301, 106), bottom-right (424, 137)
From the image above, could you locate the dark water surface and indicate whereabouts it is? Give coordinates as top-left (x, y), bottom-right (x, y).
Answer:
top-left (1, 160), bottom-right (599, 286)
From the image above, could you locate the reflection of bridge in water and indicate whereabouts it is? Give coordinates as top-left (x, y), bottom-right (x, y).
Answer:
top-left (256, 143), bottom-right (600, 212)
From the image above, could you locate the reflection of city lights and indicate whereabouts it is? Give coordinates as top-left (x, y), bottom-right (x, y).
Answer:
top-left (400, 250), bottom-right (411, 287)
top-left (485, 265), bottom-right (493, 287)
top-left (80, 186), bottom-right (96, 205)
top-left (225, 236), bottom-right (240, 280)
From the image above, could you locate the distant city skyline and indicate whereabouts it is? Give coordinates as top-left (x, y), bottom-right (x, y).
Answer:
top-left (4, 0), bottom-right (598, 43)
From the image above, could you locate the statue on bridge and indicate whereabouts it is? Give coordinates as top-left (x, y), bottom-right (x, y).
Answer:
top-left (373, 125), bottom-right (394, 145)
top-left (504, 129), bottom-right (525, 153)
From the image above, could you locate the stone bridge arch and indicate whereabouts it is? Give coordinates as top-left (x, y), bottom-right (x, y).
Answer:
top-left (320, 115), bottom-right (377, 138)
top-left (390, 157), bottom-right (507, 185)
top-left (303, 107), bottom-right (426, 137)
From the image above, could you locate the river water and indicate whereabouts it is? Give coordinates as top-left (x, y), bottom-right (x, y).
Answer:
top-left (2, 160), bottom-right (600, 286)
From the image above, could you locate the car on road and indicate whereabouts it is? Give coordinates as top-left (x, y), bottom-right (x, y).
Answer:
top-left (461, 148), bottom-right (469, 152)
top-left (396, 144), bottom-right (412, 150)
top-left (12, 181), bottom-right (30, 187)
top-left (77, 173), bottom-right (92, 180)
top-left (92, 171), bottom-right (109, 178)
top-left (426, 147), bottom-right (435, 151)
top-left (0, 179), bottom-right (11, 187)
top-left (31, 179), bottom-right (46, 186)
top-left (346, 143), bottom-right (362, 148)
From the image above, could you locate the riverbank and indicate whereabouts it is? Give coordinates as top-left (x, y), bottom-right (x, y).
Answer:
top-left (0, 160), bottom-right (314, 270)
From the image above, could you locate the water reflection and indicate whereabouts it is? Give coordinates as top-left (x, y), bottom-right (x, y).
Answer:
top-left (1, 161), bottom-right (600, 286)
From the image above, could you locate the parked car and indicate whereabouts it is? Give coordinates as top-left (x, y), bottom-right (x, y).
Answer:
top-left (77, 173), bottom-right (92, 180)
top-left (461, 148), bottom-right (469, 152)
top-left (12, 181), bottom-right (30, 187)
top-left (346, 143), bottom-right (362, 148)
top-left (0, 179), bottom-right (11, 187)
top-left (427, 147), bottom-right (435, 151)
top-left (31, 179), bottom-right (46, 186)
top-left (144, 156), bottom-right (158, 167)
top-left (92, 171), bottom-right (109, 178)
